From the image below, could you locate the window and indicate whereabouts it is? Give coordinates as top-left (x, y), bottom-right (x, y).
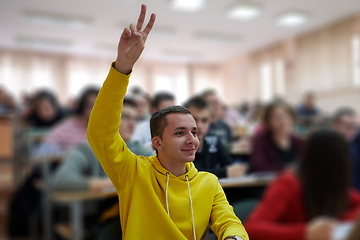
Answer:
top-left (352, 34), bottom-right (360, 86)
top-left (260, 62), bottom-right (272, 101)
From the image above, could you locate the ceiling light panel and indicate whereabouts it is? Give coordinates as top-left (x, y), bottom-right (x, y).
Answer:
top-left (23, 11), bottom-right (93, 29)
top-left (169, 0), bottom-right (206, 13)
top-left (16, 36), bottom-right (72, 48)
top-left (194, 32), bottom-right (241, 44)
top-left (227, 2), bottom-right (262, 21)
top-left (276, 11), bottom-right (309, 28)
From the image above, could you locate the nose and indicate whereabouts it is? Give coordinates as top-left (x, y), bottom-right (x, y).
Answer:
top-left (186, 133), bottom-right (198, 145)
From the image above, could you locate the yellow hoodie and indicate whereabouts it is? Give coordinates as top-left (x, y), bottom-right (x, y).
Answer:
top-left (87, 65), bottom-right (249, 240)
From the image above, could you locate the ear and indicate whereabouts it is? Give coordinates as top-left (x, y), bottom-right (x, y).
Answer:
top-left (152, 136), bottom-right (164, 151)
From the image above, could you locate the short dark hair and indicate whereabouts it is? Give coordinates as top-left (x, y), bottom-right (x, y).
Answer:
top-left (123, 97), bottom-right (137, 109)
top-left (299, 129), bottom-right (351, 219)
top-left (150, 105), bottom-right (190, 139)
top-left (263, 100), bottom-right (296, 129)
top-left (183, 96), bottom-right (209, 110)
top-left (201, 89), bottom-right (216, 99)
top-left (75, 87), bottom-right (99, 115)
top-left (332, 107), bottom-right (356, 123)
top-left (152, 92), bottom-right (174, 109)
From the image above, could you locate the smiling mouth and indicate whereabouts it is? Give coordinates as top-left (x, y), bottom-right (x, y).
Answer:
top-left (181, 148), bottom-right (196, 152)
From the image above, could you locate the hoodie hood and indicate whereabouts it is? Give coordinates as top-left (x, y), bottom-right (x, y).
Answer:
top-left (149, 155), bottom-right (198, 181)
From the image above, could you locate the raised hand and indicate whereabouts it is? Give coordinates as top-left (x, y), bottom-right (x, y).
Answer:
top-left (114, 4), bottom-right (156, 75)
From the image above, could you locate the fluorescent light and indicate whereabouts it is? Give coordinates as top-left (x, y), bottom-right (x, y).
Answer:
top-left (23, 11), bottom-right (92, 29)
top-left (169, 0), bottom-right (206, 13)
top-left (276, 11), bottom-right (309, 28)
top-left (227, 3), bottom-right (262, 21)
top-left (163, 49), bottom-right (203, 58)
top-left (16, 36), bottom-right (71, 48)
top-left (194, 32), bottom-right (241, 44)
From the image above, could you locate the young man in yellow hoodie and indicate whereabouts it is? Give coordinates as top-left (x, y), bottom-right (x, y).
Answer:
top-left (87, 4), bottom-right (248, 240)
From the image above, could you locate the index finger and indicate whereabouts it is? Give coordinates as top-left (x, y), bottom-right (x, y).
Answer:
top-left (136, 4), bottom-right (146, 31)
top-left (143, 13), bottom-right (156, 36)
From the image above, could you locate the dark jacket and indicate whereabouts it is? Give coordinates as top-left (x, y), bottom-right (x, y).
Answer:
top-left (351, 132), bottom-right (360, 191)
top-left (194, 136), bottom-right (233, 178)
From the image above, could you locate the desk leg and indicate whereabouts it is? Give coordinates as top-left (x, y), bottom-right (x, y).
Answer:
top-left (42, 161), bottom-right (52, 240)
top-left (71, 201), bottom-right (83, 240)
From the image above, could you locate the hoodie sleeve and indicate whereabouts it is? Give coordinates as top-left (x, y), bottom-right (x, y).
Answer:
top-left (87, 64), bottom-right (146, 193)
top-left (210, 181), bottom-right (249, 240)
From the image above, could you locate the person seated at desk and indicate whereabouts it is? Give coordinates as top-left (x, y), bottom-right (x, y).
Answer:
top-left (245, 129), bottom-right (360, 240)
top-left (50, 97), bottom-right (153, 240)
top-left (184, 96), bottom-right (247, 178)
top-left (88, 5), bottom-right (248, 239)
top-left (22, 90), bottom-right (68, 128)
top-left (32, 87), bottom-right (99, 160)
top-left (202, 89), bottom-right (233, 151)
top-left (131, 91), bottom-right (175, 148)
top-left (296, 91), bottom-right (322, 126)
top-left (331, 107), bottom-right (360, 192)
top-left (250, 100), bottom-right (303, 172)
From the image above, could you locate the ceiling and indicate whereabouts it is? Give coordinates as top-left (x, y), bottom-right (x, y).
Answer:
top-left (1, 0), bottom-right (360, 64)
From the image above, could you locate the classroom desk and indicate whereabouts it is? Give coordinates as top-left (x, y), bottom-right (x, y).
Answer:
top-left (51, 173), bottom-right (276, 240)
top-left (0, 115), bottom-right (13, 160)
top-left (218, 173), bottom-right (275, 188)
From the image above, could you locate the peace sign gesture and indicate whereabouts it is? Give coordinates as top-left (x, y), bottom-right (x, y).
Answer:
top-left (115, 4), bottom-right (156, 75)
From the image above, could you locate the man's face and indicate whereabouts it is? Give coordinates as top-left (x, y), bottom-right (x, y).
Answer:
top-left (136, 96), bottom-right (149, 118)
top-left (120, 105), bottom-right (137, 142)
top-left (83, 94), bottom-right (97, 121)
top-left (187, 107), bottom-right (211, 141)
top-left (157, 113), bottom-right (199, 164)
top-left (304, 96), bottom-right (315, 108)
top-left (333, 115), bottom-right (358, 142)
top-left (204, 94), bottom-right (221, 119)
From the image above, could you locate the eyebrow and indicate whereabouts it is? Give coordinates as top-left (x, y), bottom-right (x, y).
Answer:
top-left (174, 127), bottom-right (197, 131)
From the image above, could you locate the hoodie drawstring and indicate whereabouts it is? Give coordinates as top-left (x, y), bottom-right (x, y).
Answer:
top-left (165, 172), bottom-right (171, 217)
top-left (165, 173), bottom-right (197, 240)
top-left (186, 175), bottom-right (197, 240)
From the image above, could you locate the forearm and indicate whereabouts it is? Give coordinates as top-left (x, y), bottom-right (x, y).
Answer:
top-left (211, 183), bottom-right (249, 240)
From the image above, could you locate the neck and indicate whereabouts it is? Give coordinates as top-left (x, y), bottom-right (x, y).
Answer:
top-left (272, 132), bottom-right (290, 148)
top-left (157, 155), bottom-right (187, 177)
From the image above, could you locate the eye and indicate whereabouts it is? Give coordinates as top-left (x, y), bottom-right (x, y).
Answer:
top-left (192, 131), bottom-right (197, 136)
top-left (175, 131), bottom-right (184, 135)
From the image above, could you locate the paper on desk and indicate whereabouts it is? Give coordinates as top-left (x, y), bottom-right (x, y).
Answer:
top-left (332, 222), bottom-right (354, 240)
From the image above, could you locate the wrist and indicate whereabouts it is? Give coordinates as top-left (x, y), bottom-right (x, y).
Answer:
top-left (114, 60), bottom-right (133, 75)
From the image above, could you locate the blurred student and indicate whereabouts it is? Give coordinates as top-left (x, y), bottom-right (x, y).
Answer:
top-left (87, 5), bottom-right (248, 240)
top-left (33, 87), bottom-right (99, 160)
top-left (50, 98), bottom-right (153, 240)
top-left (184, 96), bottom-right (247, 178)
top-left (296, 91), bottom-right (322, 125)
top-left (133, 91), bottom-right (151, 122)
top-left (332, 107), bottom-right (360, 191)
top-left (245, 129), bottom-right (360, 240)
top-left (202, 89), bottom-right (233, 151)
top-left (250, 100), bottom-right (303, 172)
top-left (24, 90), bottom-right (67, 128)
top-left (0, 86), bottom-right (16, 114)
top-left (132, 91), bottom-right (175, 147)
